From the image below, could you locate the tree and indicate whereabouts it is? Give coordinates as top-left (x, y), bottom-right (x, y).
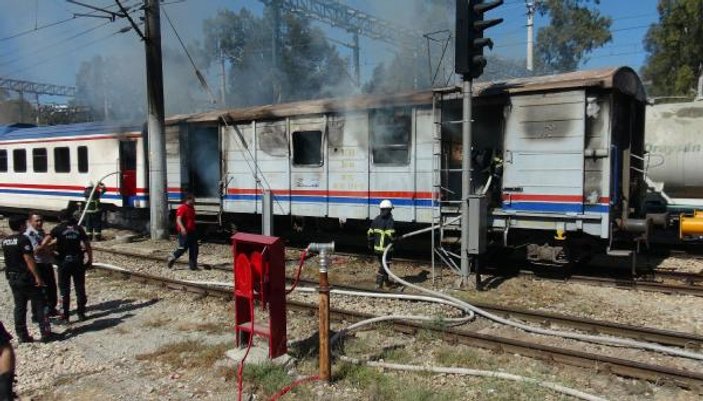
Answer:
top-left (642, 0), bottom-right (703, 97)
top-left (202, 7), bottom-right (352, 107)
top-left (535, 0), bottom-right (612, 73)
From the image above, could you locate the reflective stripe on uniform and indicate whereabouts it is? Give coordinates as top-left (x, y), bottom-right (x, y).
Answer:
top-left (370, 228), bottom-right (395, 252)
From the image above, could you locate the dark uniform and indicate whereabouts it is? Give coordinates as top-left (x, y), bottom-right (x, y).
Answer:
top-left (25, 225), bottom-right (58, 315)
top-left (83, 183), bottom-right (106, 241)
top-left (0, 321), bottom-right (14, 401)
top-left (49, 220), bottom-right (90, 321)
top-left (2, 234), bottom-right (50, 342)
top-left (367, 211), bottom-right (396, 288)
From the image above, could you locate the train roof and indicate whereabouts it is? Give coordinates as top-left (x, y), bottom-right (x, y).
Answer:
top-left (0, 121), bottom-right (142, 142)
top-left (169, 67), bottom-right (645, 124)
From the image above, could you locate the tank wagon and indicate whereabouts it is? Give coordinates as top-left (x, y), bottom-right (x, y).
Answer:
top-left (645, 98), bottom-right (703, 240)
top-left (0, 67), bottom-right (650, 265)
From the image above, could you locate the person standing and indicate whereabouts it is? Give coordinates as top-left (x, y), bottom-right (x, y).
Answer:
top-left (42, 211), bottom-right (92, 323)
top-left (167, 193), bottom-right (199, 271)
top-left (83, 181), bottom-right (106, 241)
top-left (24, 213), bottom-right (59, 317)
top-left (0, 321), bottom-right (15, 401)
top-left (367, 200), bottom-right (396, 289)
top-left (2, 215), bottom-right (52, 342)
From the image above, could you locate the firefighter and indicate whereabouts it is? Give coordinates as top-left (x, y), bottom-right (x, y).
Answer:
top-left (42, 211), bottom-right (93, 324)
top-left (0, 321), bottom-right (15, 401)
top-left (83, 181), bottom-right (106, 241)
top-left (2, 215), bottom-right (52, 343)
top-left (367, 199), bottom-right (396, 289)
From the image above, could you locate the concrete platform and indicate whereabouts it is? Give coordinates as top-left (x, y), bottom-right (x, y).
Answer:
top-left (226, 345), bottom-right (295, 368)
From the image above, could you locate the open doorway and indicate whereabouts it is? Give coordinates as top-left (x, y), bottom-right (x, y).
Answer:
top-left (187, 126), bottom-right (220, 199)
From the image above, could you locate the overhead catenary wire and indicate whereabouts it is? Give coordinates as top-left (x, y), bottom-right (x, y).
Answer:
top-left (161, 6), bottom-right (217, 104)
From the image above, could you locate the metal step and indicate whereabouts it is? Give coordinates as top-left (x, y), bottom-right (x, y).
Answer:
top-left (607, 249), bottom-right (633, 257)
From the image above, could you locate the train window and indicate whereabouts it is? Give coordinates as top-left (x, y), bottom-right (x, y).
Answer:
top-left (370, 108), bottom-right (411, 165)
top-left (78, 146), bottom-right (88, 173)
top-left (32, 148), bottom-right (47, 173)
top-left (54, 147), bottom-right (70, 173)
top-left (292, 130), bottom-right (323, 166)
top-left (0, 150), bottom-right (6, 172)
top-left (13, 149), bottom-right (26, 172)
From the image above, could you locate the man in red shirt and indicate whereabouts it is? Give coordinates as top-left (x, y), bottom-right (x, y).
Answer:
top-left (166, 193), bottom-right (199, 271)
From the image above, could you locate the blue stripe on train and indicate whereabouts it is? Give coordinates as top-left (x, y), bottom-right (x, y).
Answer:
top-left (504, 202), bottom-right (609, 213)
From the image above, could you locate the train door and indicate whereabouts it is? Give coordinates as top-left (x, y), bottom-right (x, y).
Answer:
top-left (187, 125), bottom-right (220, 202)
top-left (502, 91), bottom-right (586, 214)
top-left (119, 140), bottom-right (137, 206)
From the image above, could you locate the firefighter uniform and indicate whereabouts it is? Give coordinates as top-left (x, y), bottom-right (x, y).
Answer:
top-left (2, 233), bottom-right (50, 342)
top-left (367, 200), bottom-right (396, 288)
top-left (83, 182), bottom-right (106, 241)
top-left (48, 218), bottom-right (92, 322)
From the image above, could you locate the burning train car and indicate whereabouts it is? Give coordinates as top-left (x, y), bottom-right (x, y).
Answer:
top-left (0, 67), bottom-right (651, 265)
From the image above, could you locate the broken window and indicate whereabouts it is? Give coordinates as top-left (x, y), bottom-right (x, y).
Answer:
top-left (370, 107), bottom-right (411, 165)
top-left (292, 130), bottom-right (323, 166)
top-left (258, 126), bottom-right (288, 157)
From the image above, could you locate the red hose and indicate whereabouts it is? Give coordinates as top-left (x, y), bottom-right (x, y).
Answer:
top-left (236, 301), bottom-right (256, 401)
top-left (285, 249), bottom-right (308, 295)
top-left (268, 375), bottom-right (320, 401)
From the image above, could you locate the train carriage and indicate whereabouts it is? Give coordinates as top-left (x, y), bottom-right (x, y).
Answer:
top-left (167, 66), bottom-right (648, 264)
top-left (0, 122), bottom-right (146, 215)
top-left (0, 67), bottom-right (650, 265)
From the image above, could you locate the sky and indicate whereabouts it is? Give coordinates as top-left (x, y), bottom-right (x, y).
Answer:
top-left (0, 0), bottom-right (660, 105)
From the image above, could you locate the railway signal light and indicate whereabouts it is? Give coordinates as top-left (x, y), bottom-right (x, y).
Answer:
top-left (455, 0), bottom-right (504, 79)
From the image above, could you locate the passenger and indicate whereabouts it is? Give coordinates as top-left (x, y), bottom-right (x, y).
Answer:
top-left (367, 199), bottom-right (396, 289)
top-left (167, 193), bottom-right (199, 271)
top-left (42, 211), bottom-right (93, 324)
top-left (0, 321), bottom-right (15, 401)
top-left (24, 213), bottom-right (59, 317)
top-left (83, 181), bottom-right (106, 241)
top-left (2, 215), bottom-right (52, 342)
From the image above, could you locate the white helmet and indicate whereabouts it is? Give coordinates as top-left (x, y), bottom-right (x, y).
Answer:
top-left (379, 199), bottom-right (393, 209)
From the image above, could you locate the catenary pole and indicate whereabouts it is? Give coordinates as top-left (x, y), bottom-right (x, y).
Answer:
top-left (145, 0), bottom-right (169, 240)
top-left (460, 78), bottom-right (473, 285)
top-left (526, 1), bottom-right (535, 71)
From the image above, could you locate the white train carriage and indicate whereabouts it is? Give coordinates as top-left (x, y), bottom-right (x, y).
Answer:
top-left (0, 122), bottom-right (146, 214)
top-left (167, 67), bottom-right (649, 263)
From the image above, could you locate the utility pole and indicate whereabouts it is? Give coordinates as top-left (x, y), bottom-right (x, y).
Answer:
top-left (271, 0), bottom-right (281, 103)
top-left (455, 0), bottom-right (502, 289)
top-left (144, 0), bottom-right (169, 240)
top-left (219, 40), bottom-right (227, 105)
top-left (526, 1), bottom-right (535, 72)
top-left (352, 32), bottom-right (360, 87)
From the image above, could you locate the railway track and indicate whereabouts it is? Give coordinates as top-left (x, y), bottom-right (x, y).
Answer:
top-left (92, 244), bottom-right (703, 298)
top-left (91, 261), bottom-right (703, 391)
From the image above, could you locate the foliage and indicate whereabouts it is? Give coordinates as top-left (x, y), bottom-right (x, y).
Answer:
top-left (535, 0), bottom-right (612, 72)
top-left (0, 98), bottom-right (36, 124)
top-left (642, 0), bottom-right (703, 97)
top-left (202, 7), bottom-right (353, 107)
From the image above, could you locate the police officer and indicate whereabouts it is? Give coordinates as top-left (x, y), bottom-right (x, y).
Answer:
top-left (2, 215), bottom-right (52, 343)
top-left (24, 212), bottom-right (59, 316)
top-left (83, 181), bottom-right (106, 241)
top-left (367, 200), bottom-right (396, 289)
top-left (42, 211), bottom-right (93, 323)
top-left (0, 321), bottom-right (15, 401)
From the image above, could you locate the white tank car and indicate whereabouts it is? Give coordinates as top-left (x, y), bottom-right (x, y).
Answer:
top-left (645, 100), bottom-right (703, 211)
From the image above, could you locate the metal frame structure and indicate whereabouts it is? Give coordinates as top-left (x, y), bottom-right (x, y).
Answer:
top-left (0, 78), bottom-right (77, 97)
